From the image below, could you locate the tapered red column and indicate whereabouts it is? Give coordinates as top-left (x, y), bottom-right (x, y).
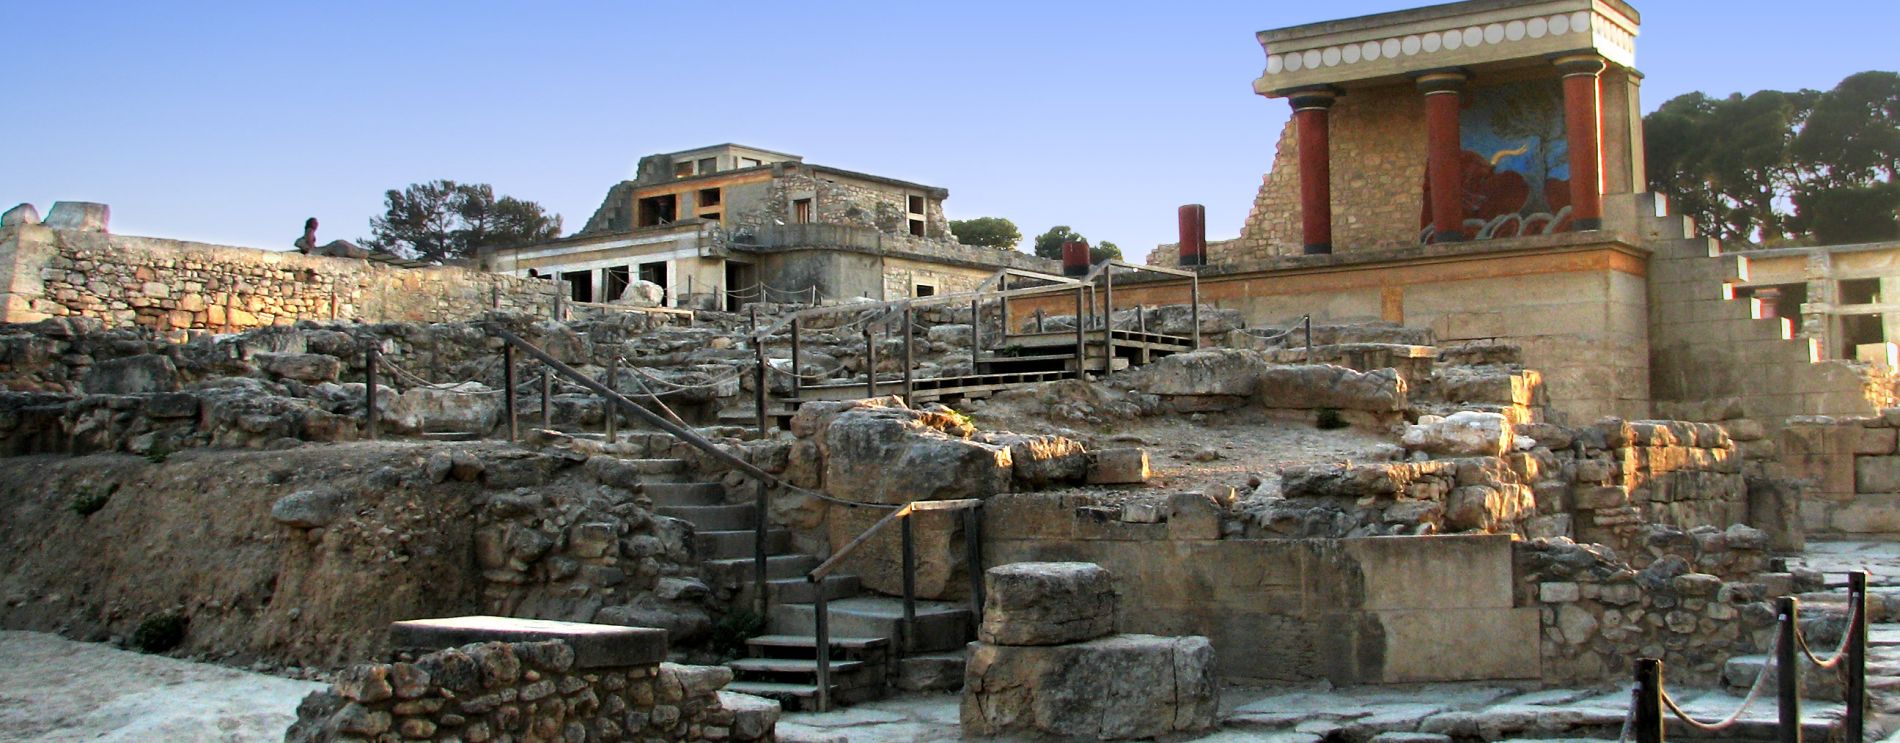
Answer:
top-left (1417, 71), bottom-right (1469, 243)
top-left (1556, 54), bottom-right (1607, 231)
top-left (1289, 88), bottom-right (1338, 255)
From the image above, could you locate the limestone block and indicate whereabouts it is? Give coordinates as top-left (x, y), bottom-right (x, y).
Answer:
top-left (962, 634), bottom-right (1217, 739)
top-left (976, 432), bottom-right (1087, 488)
top-left (822, 407), bottom-right (1011, 505)
top-left (1, 203), bottom-right (38, 226)
top-left (1402, 412), bottom-right (1511, 457)
top-left (1855, 456), bottom-right (1900, 494)
top-left (1257, 364), bottom-right (1406, 412)
top-left (272, 486), bottom-right (348, 529)
top-left (1857, 428), bottom-right (1898, 456)
top-left (1086, 448), bottom-right (1150, 484)
top-left (827, 503), bottom-right (969, 601)
top-left (385, 383), bottom-right (502, 434)
top-left (979, 562), bottom-right (1117, 646)
top-left (82, 354), bottom-right (180, 394)
top-left (42, 201), bottom-right (110, 232)
top-left (1167, 491), bottom-right (1222, 540)
top-left (256, 352), bottom-right (343, 383)
top-left (1125, 348), bottom-right (1269, 397)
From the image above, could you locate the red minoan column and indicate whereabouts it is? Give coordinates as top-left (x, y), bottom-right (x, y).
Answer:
top-left (1289, 88), bottom-right (1338, 255)
top-left (1556, 54), bottom-right (1608, 231)
top-left (1177, 204), bottom-right (1207, 266)
top-left (1062, 241), bottom-right (1090, 276)
top-left (1417, 71), bottom-right (1469, 242)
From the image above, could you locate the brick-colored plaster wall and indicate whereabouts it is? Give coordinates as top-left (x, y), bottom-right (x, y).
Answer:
top-left (0, 225), bottom-right (558, 331)
top-left (1229, 84), bottom-right (1426, 264)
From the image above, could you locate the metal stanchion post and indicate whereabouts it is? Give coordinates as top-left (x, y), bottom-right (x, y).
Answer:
top-left (364, 345), bottom-right (379, 441)
top-left (1635, 657), bottom-right (1663, 743)
top-left (503, 345), bottom-right (518, 442)
top-left (1778, 596), bottom-right (1802, 743)
top-left (1848, 571), bottom-right (1869, 742)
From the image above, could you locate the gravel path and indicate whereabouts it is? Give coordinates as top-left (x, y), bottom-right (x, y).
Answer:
top-left (0, 630), bottom-right (322, 742)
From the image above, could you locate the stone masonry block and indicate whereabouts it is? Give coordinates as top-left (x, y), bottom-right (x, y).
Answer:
top-left (389, 616), bottom-right (667, 669)
top-left (980, 562), bottom-right (1117, 646)
top-left (963, 634), bottom-right (1217, 739)
top-left (1087, 448), bottom-right (1150, 485)
top-left (1857, 428), bottom-right (1897, 456)
top-left (1856, 456), bottom-right (1900, 494)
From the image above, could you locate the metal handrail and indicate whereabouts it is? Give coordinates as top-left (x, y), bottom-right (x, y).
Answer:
top-left (804, 497), bottom-right (984, 712)
top-left (485, 324), bottom-right (901, 623)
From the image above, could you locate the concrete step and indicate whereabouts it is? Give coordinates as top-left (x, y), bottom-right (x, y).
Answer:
top-left (644, 482), bottom-right (728, 507)
top-left (746, 634), bottom-right (889, 655)
top-left (771, 596), bottom-right (973, 654)
top-left (896, 650), bottom-right (966, 692)
top-left (1722, 654), bottom-right (1843, 700)
top-left (729, 657), bottom-right (866, 677)
top-left (768, 575), bottom-right (861, 604)
top-left (696, 529), bottom-right (790, 560)
top-left (722, 681), bottom-right (829, 713)
top-left (705, 554), bottom-right (821, 585)
top-left (656, 503), bottom-right (757, 531)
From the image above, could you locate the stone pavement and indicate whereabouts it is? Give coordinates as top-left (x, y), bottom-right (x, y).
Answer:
top-left (779, 539), bottom-right (1900, 743)
top-left (777, 681), bottom-right (1846, 742)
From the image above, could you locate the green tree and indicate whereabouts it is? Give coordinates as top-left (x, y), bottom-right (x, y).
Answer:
top-left (949, 216), bottom-right (1022, 249)
top-left (1645, 70), bottom-right (1900, 246)
top-left (364, 180), bottom-right (563, 263)
top-left (1032, 225), bottom-right (1085, 260)
top-left (1091, 240), bottom-right (1123, 263)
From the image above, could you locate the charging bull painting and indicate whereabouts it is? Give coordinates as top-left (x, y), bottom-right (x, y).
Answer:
top-left (1421, 79), bottom-right (1572, 242)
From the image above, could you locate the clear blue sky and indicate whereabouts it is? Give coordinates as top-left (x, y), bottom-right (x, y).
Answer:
top-left (2, 1), bottom-right (1893, 258)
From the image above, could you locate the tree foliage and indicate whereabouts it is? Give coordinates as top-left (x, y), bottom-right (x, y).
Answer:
top-left (1031, 225), bottom-right (1122, 264)
top-left (949, 216), bottom-right (1022, 250)
top-left (364, 180), bottom-right (563, 263)
top-left (1645, 70), bottom-right (1900, 246)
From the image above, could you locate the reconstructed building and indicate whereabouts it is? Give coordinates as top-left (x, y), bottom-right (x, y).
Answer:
top-left (483, 144), bottom-right (1055, 310)
top-left (1082, 0), bottom-right (1899, 431)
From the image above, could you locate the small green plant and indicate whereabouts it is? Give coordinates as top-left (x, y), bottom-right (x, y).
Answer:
top-left (1314, 408), bottom-right (1348, 430)
top-left (132, 612), bottom-right (188, 653)
top-left (709, 609), bottom-right (766, 661)
top-left (69, 487), bottom-right (112, 517)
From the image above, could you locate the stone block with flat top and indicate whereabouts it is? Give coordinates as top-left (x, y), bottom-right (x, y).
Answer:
top-left (979, 562), bottom-right (1117, 646)
top-left (389, 615), bottom-right (667, 669)
top-left (1087, 448), bottom-right (1150, 484)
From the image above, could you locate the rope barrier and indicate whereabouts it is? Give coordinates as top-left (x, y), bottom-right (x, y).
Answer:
top-left (1658, 631), bottom-right (1781, 732)
top-left (1795, 611), bottom-right (1856, 669)
top-left (624, 362), bottom-right (747, 392)
top-left (1616, 685), bottom-right (1637, 743)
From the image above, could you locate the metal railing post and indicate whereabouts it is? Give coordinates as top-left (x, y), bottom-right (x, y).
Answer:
top-left (604, 355), bottom-right (618, 443)
top-left (1848, 571), bottom-right (1869, 742)
top-left (364, 344), bottom-right (379, 441)
top-left (901, 514), bottom-right (917, 655)
top-left (1073, 287), bottom-right (1086, 381)
top-left (503, 344), bottom-right (518, 442)
top-left (1778, 596), bottom-right (1801, 743)
top-left (1103, 266), bottom-right (1115, 379)
top-left (752, 308), bottom-right (767, 436)
top-left (965, 505), bottom-right (985, 616)
top-left (1635, 657), bottom-right (1663, 743)
top-left (815, 588), bottom-right (832, 712)
top-left (539, 368), bottom-right (551, 428)
top-left (1190, 274), bottom-right (1202, 349)
top-left (1035, 308), bottom-right (1045, 333)
top-left (864, 324), bottom-right (878, 399)
top-left (1305, 315), bottom-right (1314, 363)
top-left (902, 306), bottom-right (915, 406)
top-left (754, 479), bottom-right (769, 617)
top-left (789, 317), bottom-right (802, 402)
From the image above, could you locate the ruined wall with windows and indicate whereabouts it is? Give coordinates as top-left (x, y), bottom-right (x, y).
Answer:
top-left (739, 170), bottom-right (948, 241)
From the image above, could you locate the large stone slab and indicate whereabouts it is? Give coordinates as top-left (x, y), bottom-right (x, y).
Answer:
top-left (389, 616), bottom-right (667, 669)
top-left (979, 562), bottom-right (1117, 646)
top-left (823, 406), bottom-right (1011, 505)
top-left (1257, 364), bottom-right (1406, 412)
top-left (1401, 411), bottom-right (1512, 457)
top-left (962, 634), bottom-right (1217, 739)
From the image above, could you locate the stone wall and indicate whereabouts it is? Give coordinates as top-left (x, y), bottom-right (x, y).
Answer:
top-left (1227, 83), bottom-right (1426, 263)
top-left (287, 639), bottom-right (776, 742)
top-left (1641, 194), bottom-right (1895, 430)
top-left (737, 169), bottom-right (950, 241)
top-left (0, 222), bottom-right (559, 331)
top-left (1779, 410), bottom-right (1900, 536)
top-left (1517, 535), bottom-right (1777, 686)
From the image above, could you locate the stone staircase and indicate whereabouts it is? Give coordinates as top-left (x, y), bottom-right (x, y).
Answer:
top-left (652, 462), bottom-right (975, 711)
